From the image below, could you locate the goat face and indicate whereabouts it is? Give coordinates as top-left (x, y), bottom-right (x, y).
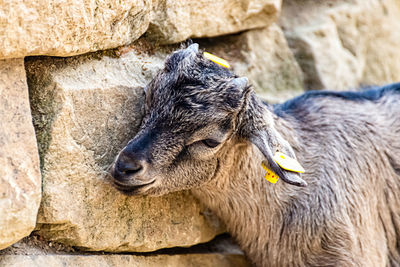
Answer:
top-left (111, 44), bottom-right (306, 196)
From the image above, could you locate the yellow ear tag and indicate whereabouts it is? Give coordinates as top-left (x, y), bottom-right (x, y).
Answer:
top-left (203, 52), bottom-right (231, 69)
top-left (261, 162), bottom-right (279, 184)
top-left (273, 152), bottom-right (305, 173)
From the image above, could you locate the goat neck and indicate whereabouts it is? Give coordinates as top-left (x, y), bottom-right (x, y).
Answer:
top-left (191, 96), bottom-right (301, 266)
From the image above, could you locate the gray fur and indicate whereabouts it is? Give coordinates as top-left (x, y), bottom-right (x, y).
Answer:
top-left (111, 44), bottom-right (400, 266)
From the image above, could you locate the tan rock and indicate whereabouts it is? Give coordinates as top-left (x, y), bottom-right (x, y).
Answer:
top-left (0, 59), bottom-right (41, 249)
top-left (1, 0), bottom-right (283, 59)
top-left (0, 0), bottom-right (151, 59)
top-left (26, 48), bottom-right (224, 252)
top-left (0, 254), bottom-right (249, 267)
top-left (280, 0), bottom-right (400, 90)
top-left (198, 24), bottom-right (304, 103)
top-left (146, 0), bottom-right (281, 44)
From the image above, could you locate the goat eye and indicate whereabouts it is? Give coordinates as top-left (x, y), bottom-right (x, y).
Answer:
top-left (201, 139), bottom-right (220, 148)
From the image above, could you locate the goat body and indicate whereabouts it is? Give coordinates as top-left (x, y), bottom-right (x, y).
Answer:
top-left (193, 85), bottom-right (400, 266)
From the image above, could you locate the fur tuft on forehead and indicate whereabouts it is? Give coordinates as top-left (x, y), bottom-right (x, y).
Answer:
top-left (173, 46), bottom-right (236, 90)
top-left (145, 44), bottom-right (247, 120)
top-left (165, 44), bottom-right (235, 84)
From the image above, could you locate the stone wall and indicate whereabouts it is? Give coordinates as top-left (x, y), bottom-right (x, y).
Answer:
top-left (280, 0), bottom-right (400, 90)
top-left (0, 59), bottom-right (41, 250)
top-left (1, 0), bottom-right (399, 265)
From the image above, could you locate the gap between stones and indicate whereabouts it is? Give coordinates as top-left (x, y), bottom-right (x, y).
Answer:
top-left (0, 233), bottom-right (243, 257)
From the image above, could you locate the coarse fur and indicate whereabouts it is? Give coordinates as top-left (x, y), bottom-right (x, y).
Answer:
top-left (111, 44), bottom-right (400, 266)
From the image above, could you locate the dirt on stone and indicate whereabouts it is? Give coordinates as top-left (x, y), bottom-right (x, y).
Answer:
top-left (0, 233), bottom-right (76, 256)
top-left (0, 233), bottom-right (243, 257)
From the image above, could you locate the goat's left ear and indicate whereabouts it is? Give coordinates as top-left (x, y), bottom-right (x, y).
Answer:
top-left (249, 131), bottom-right (307, 187)
top-left (235, 85), bottom-right (307, 187)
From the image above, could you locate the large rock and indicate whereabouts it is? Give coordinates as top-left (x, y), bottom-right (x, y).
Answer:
top-left (280, 0), bottom-right (400, 90)
top-left (1, 0), bottom-right (282, 59)
top-left (0, 0), bottom-right (151, 59)
top-left (26, 47), bottom-right (224, 252)
top-left (0, 59), bottom-right (41, 249)
top-left (198, 24), bottom-right (304, 103)
top-left (0, 254), bottom-right (249, 267)
top-left (146, 0), bottom-right (281, 44)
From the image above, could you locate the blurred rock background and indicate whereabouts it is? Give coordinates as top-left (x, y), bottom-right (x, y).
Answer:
top-left (1, 0), bottom-right (399, 265)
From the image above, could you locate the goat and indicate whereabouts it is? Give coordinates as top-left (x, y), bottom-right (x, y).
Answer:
top-left (111, 44), bottom-right (400, 266)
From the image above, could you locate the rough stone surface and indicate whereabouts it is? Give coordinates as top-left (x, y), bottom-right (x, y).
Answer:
top-left (198, 24), bottom-right (304, 103)
top-left (146, 0), bottom-right (281, 44)
top-left (280, 0), bottom-right (400, 90)
top-left (0, 254), bottom-right (249, 267)
top-left (0, 59), bottom-right (41, 249)
top-left (26, 48), bottom-right (224, 252)
top-left (0, 0), bottom-right (151, 59)
top-left (1, 0), bottom-right (283, 59)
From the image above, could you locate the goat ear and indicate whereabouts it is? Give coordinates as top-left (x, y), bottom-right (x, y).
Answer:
top-left (224, 77), bottom-right (250, 111)
top-left (181, 43), bottom-right (199, 60)
top-left (250, 132), bottom-right (307, 187)
top-left (186, 43), bottom-right (199, 53)
top-left (238, 95), bottom-right (307, 187)
top-left (232, 78), bottom-right (306, 187)
top-left (230, 77), bottom-right (248, 89)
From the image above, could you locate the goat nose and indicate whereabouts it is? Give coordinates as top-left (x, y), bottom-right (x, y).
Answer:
top-left (114, 153), bottom-right (147, 181)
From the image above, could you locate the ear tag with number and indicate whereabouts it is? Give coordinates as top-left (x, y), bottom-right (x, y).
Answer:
top-left (203, 52), bottom-right (231, 69)
top-left (261, 162), bottom-right (279, 184)
top-left (273, 152), bottom-right (305, 173)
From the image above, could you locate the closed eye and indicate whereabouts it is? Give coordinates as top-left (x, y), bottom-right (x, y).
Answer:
top-left (201, 139), bottom-right (221, 148)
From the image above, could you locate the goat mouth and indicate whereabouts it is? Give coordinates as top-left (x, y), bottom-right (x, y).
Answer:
top-left (113, 180), bottom-right (156, 196)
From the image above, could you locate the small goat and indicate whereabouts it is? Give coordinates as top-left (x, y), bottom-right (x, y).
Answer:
top-left (111, 44), bottom-right (400, 266)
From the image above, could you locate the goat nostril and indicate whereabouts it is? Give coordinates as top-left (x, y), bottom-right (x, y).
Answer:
top-left (117, 160), bottom-right (144, 176)
top-left (124, 166), bottom-right (143, 175)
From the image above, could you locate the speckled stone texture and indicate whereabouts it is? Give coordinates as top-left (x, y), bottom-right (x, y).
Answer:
top-left (0, 0), bottom-right (282, 59)
top-left (0, 59), bottom-right (41, 249)
top-left (147, 0), bottom-right (281, 44)
top-left (280, 0), bottom-right (400, 90)
top-left (0, 0), bottom-right (151, 58)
